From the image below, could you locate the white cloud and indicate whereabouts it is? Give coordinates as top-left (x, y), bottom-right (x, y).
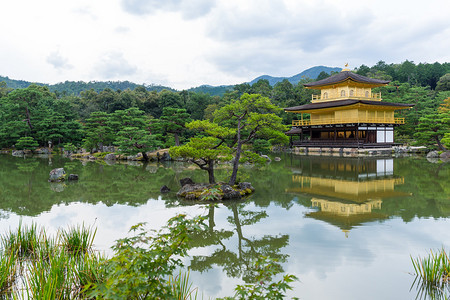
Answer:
top-left (115, 26), bottom-right (131, 34)
top-left (46, 51), bottom-right (73, 70)
top-left (0, 0), bottom-right (449, 89)
top-left (120, 0), bottom-right (216, 19)
top-left (94, 52), bottom-right (138, 79)
top-left (72, 6), bottom-right (98, 20)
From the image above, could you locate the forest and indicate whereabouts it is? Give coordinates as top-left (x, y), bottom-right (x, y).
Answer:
top-left (0, 60), bottom-right (449, 153)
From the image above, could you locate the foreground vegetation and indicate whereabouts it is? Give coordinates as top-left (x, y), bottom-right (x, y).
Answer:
top-left (0, 215), bottom-right (298, 299)
top-left (0, 221), bottom-right (100, 298)
top-left (411, 248), bottom-right (449, 299)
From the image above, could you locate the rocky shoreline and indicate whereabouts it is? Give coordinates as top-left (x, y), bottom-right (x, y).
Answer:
top-left (3, 147), bottom-right (172, 162)
top-left (291, 145), bottom-right (428, 156)
top-left (289, 145), bottom-right (450, 162)
top-left (2, 145), bottom-right (449, 164)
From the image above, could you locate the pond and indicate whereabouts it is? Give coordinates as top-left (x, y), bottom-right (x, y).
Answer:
top-left (0, 153), bottom-right (449, 299)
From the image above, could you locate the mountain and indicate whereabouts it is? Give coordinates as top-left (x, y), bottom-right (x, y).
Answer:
top-left (186, 66), bottom-right (342, 96)
top-left (0, 65), bottom-right (341, 97)
top-left (0, 76), bottom-right (45, 90)
top-left (48, 80), bottom-right (175, 95)
top-left (249, 66), bottom-right (342, 86)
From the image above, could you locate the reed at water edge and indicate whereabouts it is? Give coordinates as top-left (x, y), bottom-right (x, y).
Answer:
top-left (0, 221), bottom-right (198, 299)
top-left (0, 222), bottom-right (103, 299)
top-left (411, 248), bottom-right (449, 299)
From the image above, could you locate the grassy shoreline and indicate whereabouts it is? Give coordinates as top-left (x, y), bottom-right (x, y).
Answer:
top-left (1, 216), bottom-right (297, 299)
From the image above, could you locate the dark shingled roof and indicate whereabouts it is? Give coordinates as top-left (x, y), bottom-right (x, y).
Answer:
top-left (285, 127), bottom-right (302, 135)
top-left (284, 99), bottom-right (414, 112)
top-left (304, 71), bottom-right (390, 87)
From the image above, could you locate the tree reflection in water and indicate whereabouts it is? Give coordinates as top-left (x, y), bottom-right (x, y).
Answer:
top-left (189, 202), bottom-right (289, 283)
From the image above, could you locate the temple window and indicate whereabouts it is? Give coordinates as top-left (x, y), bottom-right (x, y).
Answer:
top-left (350, 90), bottom-right (354, 96)
top-left (365, 91), bottom-right (370, 98)
top-left (341, 90), bottom-right (346, 97)
top-left (323, 92), bottom-right (328, 99)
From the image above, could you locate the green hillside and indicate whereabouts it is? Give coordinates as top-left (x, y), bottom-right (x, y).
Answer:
top-left (0, 76), bottom-right (175, 95)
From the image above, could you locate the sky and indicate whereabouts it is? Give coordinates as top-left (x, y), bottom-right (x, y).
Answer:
top-left (1, 0), bottom-right (449, 90)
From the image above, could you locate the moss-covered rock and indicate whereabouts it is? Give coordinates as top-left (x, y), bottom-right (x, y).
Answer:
top-left (49, 168), bottom-right (66, 182)
top-left (176, 182), bottom-right (254, 201)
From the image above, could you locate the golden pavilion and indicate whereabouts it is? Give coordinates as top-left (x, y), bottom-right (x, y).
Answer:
top-left (284, 69), bottom-right (414, 148)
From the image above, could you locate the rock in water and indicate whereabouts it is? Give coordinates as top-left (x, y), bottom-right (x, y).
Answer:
top-left (161, 151), bottom-right (171, 161)
top-left (35, 148), bottom-right (51, 154)
top-left (274, 157), bottom-right (281, 161)
top-left (260, 154), bottom-right (271, 162)
top-left (177, 183), bottom-right (209, 198)
top-left (180, 178), bottom-right (195, 187)
top-left (426, 151), bottom-right (439, 158)
top-left (49, 168), bottom-right (66, 182)
top-left (104, 153), bottom-right (116, 160)
top-left (12, 150), bottom-right (24, 157)
top-left (220, 184), bottom-right (242, 199)
top-left (160, 185), bottom-right (170, 193)
top-left (440, 151), bottom-right (450, 163)
top-left (68, 174), bottom-right (79, 181)
top-left (238, 182), bottom-right (255, 192)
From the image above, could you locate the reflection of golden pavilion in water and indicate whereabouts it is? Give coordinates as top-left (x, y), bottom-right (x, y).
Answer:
top-left (287, 157), bottom-right (408, 236)
top-left (311, 198), bottom-right (382, 217)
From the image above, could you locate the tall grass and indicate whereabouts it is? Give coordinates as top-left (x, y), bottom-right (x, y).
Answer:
top-left (0, 251), bottom-right (16, 296)
top-left (60, 224), bottom-right (97, 255)
top-left (26, 249), bottom-right (72, 299)
top-left (411, 248), bottom-right (450, 299)
top-left (0, 221), bottom-right (103, 299)
top-left (169, 270), bottom-right (199, 300)
top-left (1, 221), bottom-right (41, 258)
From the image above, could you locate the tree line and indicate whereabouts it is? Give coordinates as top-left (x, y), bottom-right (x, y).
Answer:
top-left (0, 60), bottom-right (449, 156)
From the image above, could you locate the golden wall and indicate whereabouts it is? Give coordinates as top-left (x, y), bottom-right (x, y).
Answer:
top-left (309, 107), bottom-right (396, 124)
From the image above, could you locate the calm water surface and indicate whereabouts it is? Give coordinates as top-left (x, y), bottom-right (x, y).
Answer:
top-left (0, 153), bottom-right (449, 299)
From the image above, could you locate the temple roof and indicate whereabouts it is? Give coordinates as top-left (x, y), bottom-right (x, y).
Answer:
top-left (304, 71), bottom-right (390, 88)
top-left (285, 127), bottom-right (302, 135)
top-left (285, 99), bottom-right (414, 112)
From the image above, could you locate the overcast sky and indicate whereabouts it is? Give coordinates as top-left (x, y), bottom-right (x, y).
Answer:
top-left (1, 0), bottom-right (449, 90)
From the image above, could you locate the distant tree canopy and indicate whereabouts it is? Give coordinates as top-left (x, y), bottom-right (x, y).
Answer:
top-left (150, 107), bottom-right (191, 146)
top-left (436, 73), bottom-right (450, 91)
top-left (355, 60), bottom-right (450, 89)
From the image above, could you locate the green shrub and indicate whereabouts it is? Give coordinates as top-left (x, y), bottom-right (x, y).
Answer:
top-left (63, 142), bottom-right (77, 153)
top-left (93, 151), bottom-right (111, 158)
top-left (15, 136), bottom-right (39, 151)
top-left (86, 214), bottom-right (207, 299)
top-left (252, 139), bottom-right (271, 154)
